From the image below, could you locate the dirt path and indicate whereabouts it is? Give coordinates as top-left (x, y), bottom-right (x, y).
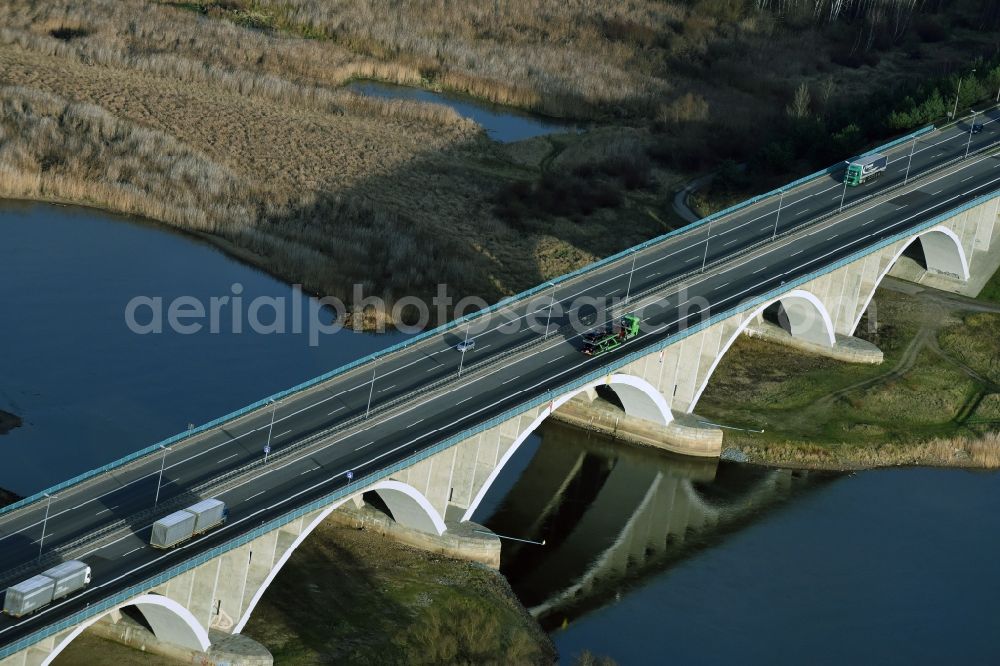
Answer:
top-left (786, 278), bottom-right (999, 430)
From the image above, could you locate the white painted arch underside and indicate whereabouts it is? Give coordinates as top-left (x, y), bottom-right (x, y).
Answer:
top-left (232, 479), bottom-right (444, 634)
top-left (460, 373), bottom-right (672, 522)
top-left (43, 593), bottom-right (211, 666)
top-left (687, 289), bottom-right (835, 413)
top-left (850, 225), bottom-right (969, 333)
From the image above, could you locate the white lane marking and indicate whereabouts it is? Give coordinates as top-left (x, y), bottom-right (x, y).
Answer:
top-left (327, 406), bottom-right (344, 416)
top-left (299, 467), bottom-right (317, 476)
top-left (122, 546), bottom-right (143, 557)
top-left (243, 491), bottom-right (265, 503)
top-left (795, 209), bottom-right (808, 215)
top-left (686, 255), bottom-right (701, 262)
top-left (723, 237), bottom-right (741, 247)
top-left (501, 376), bottom-right (520, 385)
top-left (456, 395), bottom-right (475, 404)
top-left (546, 356), bottom-right (562, 363)
top-left (790, 249), bottom-right (804, 256)
top-left (275, 430), bottom-right (292, 439)
top-left (862, 219), bottom-right (875, 226)
top-left (713, 282), bottom-right (729, 291)
top-left (217, 454), bottom-right (238, 464)
top-left (646, 272), bottom-right (659, 278)
top-left (752, 266), bottom-right (768, 274)
top-left (378, 385), bottom-right (397, 393)
top-left (355, 441), bottom-right (374, 451)
top-left (827, 234), bottom-right (838, 241)
top-left (5, 124), bottom-right (994, 551)
top-left (962, 174), bottom-right (976, 182)
top-left (408, 418), bottom-right (424, 427)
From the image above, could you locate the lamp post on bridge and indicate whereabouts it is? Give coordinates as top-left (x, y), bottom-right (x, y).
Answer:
top-left (262, 397), bottom-right (278, 463)
top-left (951, 68), bottom-right (975, 121)
top-left (838, 176), bottom-right (848, 213)
top-left (624, 251), bottom-right (637, 304)
top-left (458, 326), bottom-right (471, 377)
top-left (966, 110), bottom-right (978, 159)
top-left (903, 135), bottom-right (917, 185)
top-left (365, 359), bottom-right (378, 419)
top-left (37, 493), bottom-right (53, 563)
top-left (771, 189), bottom-right (785, 241)
top-left (543, 282), bottom-right (556, 340)
top-left (154, 444), bottom-right (170, 507)
top-left (700, 219), bottom-right (713, 273)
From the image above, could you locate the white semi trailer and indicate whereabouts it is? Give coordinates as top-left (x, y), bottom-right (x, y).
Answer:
top-left (150, 498), bottom-right (227, 549)
top-left (3, 560), bottom-right (92, 617)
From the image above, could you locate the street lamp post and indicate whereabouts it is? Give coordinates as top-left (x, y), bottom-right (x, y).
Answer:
top-left (624, 251), bottom-right (637, 304)
top-left (154, 444), bottom-right (169, 507)
top-left (38, 493), bottom-right (52, 563)
top-left (903, 135), bottom-right (916, 185)
top-left (264, 398), bottom-right (277, 456)
top-left (700, 220), bottom-right (713, 272)
top-left (951, 69), bottom-right (975, 120)
top-left (771, 189), bottom-right (785, 241)
top-left (365, 359), bottom-right (377, 419)
top-left (458, 326), bottom-right (471, 377)
top-left (966, 110), bottom-right (978, 158)
top-left (543, 283), bottom-right (556, 339)
top-left (838, 178), bottom-right (848, 213)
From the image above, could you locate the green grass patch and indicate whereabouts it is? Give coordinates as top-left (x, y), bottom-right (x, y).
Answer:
top-left (243, 522), bottom-right (554, 665)
top-left (697, 288), bottom-right (1000, 462)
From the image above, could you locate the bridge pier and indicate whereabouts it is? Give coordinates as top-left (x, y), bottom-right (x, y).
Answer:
top-left (549, 394), bottom-right (723, 457)
top-left (744, 321), bottom-right (883, 364)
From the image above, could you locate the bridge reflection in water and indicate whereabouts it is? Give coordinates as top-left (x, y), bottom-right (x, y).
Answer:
top-left (479, 421), bottom-right (835, 629)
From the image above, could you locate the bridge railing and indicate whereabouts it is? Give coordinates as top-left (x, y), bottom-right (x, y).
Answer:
top-left (0, 121), bottom-right (942, 520)
top-left (4, 184), bottom-right (997, 661)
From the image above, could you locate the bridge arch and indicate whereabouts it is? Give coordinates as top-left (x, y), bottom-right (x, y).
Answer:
top-left (44, 593), bottom-right (210, 665)
top-left (851, 225), bottom-right (969, 333)
top-left (461, 373), bottom-right (672, 522)
top-left (231, 479), bottom-right (443, 634)
top-left (687, 289), bottom-right (835, 413)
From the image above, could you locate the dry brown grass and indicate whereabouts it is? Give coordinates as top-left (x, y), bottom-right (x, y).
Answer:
top-left (0, 0), bottom-right (995, 317)
top-left (740, 431), bottom-right (1000, 469)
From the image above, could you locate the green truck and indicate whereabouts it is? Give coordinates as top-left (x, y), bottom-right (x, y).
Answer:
top-left (844, 153), bottom-right (888, 186)
top-left (582, 315), bottom-right (640, 356)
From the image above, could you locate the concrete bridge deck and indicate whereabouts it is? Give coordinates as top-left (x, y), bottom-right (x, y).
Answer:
top-left (1, 110), bottom-right (999, 663)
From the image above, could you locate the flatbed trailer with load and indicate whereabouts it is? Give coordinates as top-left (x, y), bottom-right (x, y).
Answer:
top-left (582, 315), bottom-right (640, 356)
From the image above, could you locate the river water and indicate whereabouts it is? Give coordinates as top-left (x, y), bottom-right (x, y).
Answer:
top-left (4, 200), bottom-right (999, 663)
top-left (477, 421), bottom-right (1000, 664)
top-left (346, 80), bottom-right (580, 142)
top-left (0, 201), bottom-right (409, 496)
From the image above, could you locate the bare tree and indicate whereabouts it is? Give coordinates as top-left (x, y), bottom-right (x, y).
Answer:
top-left (787, 82), bottom-right (812, 118)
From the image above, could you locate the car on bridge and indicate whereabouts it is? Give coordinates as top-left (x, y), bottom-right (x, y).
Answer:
top-left (455, 339), bottom-right (475, 352)
top-left (971, 122), bottom-right (984, 134)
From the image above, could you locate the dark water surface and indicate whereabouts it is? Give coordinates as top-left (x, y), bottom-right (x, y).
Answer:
top-left (0, 201), bottom-right (409, 495)
top-left (479, 422), bottom-right (1000, 665)
top-left (346, 80), bottom-right (580, 143)
top-left (4, 201), bottom-right (998, 664)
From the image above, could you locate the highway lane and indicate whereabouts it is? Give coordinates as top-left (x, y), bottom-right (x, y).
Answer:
top-left (0, 111), bottom-right (997, 567)
top-left (0, 109), bottom-right (997, 574)
top-left (1, 111), bottom-right (999, 648)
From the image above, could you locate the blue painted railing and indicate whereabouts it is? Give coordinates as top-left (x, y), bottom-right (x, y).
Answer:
top-left (3, 178), bottom-right (996, 661)
top-left (0, 123), bottom-right (938, 519)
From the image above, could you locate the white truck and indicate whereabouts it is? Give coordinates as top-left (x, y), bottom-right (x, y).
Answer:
top-left (3, 560), bottom-right (92, 617)
top-left (150, 498), bottom-right (227, 549)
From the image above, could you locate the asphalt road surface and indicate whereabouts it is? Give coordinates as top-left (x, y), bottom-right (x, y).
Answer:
top-left (1, 110), bottom-right (999, 650)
